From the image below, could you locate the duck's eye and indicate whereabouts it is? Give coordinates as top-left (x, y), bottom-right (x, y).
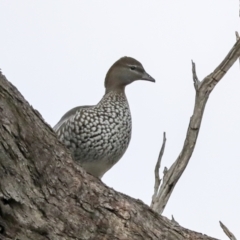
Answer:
top-left (130, 66), bottom-right (136, 71)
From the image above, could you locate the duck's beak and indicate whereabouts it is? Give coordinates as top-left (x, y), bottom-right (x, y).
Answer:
top-left (141, 71), bottom-right (155, 82)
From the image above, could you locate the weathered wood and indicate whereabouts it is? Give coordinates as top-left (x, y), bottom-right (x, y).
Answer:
top-left (151, 38), bottom-right (240, 214)
top-left (0, 70), bottom-right (218, 239)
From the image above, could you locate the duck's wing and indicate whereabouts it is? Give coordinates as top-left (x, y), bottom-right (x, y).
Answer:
top-left (53, 105), bottom-right (93, 132)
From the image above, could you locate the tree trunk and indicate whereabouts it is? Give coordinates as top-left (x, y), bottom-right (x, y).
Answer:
top-left (0, 71), bottom-right (219, 240)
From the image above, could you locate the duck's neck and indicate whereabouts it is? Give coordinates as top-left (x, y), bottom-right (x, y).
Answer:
top-left (98, 89), bottom-right (128, 108)
top-left (105, 85), bottom-right (125, 94)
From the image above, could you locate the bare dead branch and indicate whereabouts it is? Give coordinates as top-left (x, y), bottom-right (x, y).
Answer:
top-left (235, 31), bottom-right (240, 67)
top-left (192, 60), bottom-right (200, 90)
top-left (163, 166), bottom-right (168, 175)
top-left (236, 31), bottom-right (240, 40)
top-left (150, 132), bottom-right (166, 208)
top-left (219, 221), bottom-right (237, 240)
top-left (171, 215), bottom-right (179, 225)
top-left (151, 38), bottom-right (240, 214)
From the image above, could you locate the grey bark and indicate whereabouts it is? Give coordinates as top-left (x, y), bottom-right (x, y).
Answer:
top-left (0, 69), bottom-right (219, 239)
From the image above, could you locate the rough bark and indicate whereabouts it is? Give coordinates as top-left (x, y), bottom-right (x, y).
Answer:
top-left (0, 71), bottom-right (219, 240)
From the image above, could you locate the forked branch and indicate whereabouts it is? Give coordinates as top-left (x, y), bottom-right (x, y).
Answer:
top-left (151, 37), bottom-right (240, 214)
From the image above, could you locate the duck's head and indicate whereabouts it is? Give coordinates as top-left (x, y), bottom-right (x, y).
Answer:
top-left (105, 57), bottom-right (155, 92)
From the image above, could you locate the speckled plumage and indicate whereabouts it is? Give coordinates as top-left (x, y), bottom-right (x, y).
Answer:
top-left (54, 57), bottom-right (155, 178)
top-left (54, 91), bottom-right (131, 178)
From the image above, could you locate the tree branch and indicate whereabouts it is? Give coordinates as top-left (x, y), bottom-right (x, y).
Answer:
top-left (151, 132), bottom-right (166, 208)
top-left (0, 71), bottom-right (219, 240)
top-left (219, 221), bottom-right (237, 240)
top-left (191, 60), bottom-right (200, 90)
top-left (235, 31), bottom-right (240, 67)
top-left (151, 38), bottom-right (240, 214)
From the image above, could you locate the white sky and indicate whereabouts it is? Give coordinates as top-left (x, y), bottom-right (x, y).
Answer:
top-left (1, 1), bottom-right (239, 239)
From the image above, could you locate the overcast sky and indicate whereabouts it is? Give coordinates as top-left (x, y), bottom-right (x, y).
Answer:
top-left (1, 1), bottom-right (239, 239)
